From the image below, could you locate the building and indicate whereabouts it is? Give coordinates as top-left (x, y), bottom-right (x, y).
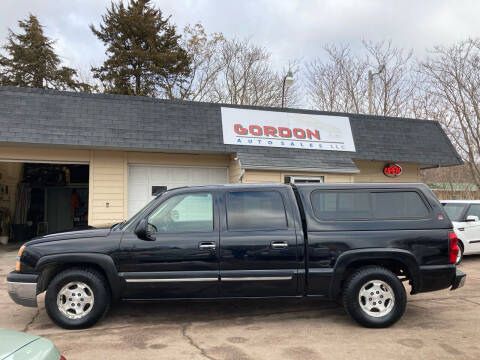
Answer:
top-left (0, 86), bottom-right (462, 241)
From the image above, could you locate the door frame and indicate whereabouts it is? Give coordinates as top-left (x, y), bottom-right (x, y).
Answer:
top-left (118, 188), bottom-right (222, 299)
top-left (217, 187), bottom-right (302, 297)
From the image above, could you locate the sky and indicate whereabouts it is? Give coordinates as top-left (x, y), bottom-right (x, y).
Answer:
top-left (0, 0), bottom-right (479, 73)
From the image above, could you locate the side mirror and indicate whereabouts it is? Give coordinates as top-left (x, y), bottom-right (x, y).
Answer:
top-left (465, 215), bottom-right (479, 222)
top-left (135, 219), bottom-right (155, 241)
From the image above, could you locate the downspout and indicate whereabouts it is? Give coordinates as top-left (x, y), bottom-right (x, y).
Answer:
top-left (234, 156), bottom-right (245, 183)
top-left (239, 168), bottom-right (245, 183)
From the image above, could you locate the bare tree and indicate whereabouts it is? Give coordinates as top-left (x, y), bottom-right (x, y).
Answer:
top-left (421, 165), bottom-right (479, 200)
top-left (162, 23), bottom-right (225, 101)
top-left (75, 63), bottom-right (104, 93)
top-left (213, 38), bottom-right (299, 107)
top-left (305, 44), bottom-right (368, 113)
top-left (160, 31), bottom-right (300, 107)
top-left (419, 39), bottom-right (480, 188)
top-left (305, 41), bottom-right (414, 117)
top-left (363, 40), bottom-right (414, 117)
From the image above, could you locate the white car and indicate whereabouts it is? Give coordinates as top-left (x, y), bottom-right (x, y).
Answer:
top-left (442, 200), bottom-right (480, 264)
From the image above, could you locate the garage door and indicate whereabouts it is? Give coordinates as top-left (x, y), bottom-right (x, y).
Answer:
top-left (128, 165), bottom-right (228, 217)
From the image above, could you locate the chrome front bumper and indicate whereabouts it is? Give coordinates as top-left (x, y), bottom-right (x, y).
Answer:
top-left (7, 272), bottom-right (38, 308)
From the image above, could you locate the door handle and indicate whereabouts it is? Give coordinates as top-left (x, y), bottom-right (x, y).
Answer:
top-left (271, 241), bottom-right (289, 249)
top-left (458, 228), bottom-right (465, 231)
top-left (199, 242), bottom-right (216, 250)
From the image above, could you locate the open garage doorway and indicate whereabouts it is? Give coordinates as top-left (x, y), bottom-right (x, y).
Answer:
top-left (0, 162), bottom-right (89, 245)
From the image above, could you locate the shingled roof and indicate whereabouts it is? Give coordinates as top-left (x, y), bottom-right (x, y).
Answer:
top-left (0, 86), bottom-right (462, 172)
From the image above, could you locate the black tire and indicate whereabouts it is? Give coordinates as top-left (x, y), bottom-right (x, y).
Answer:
top-left (342, 266), bottom-right (406, 328)
top-left (456, 242), bottom-right (464, 265)
top-left (45, 267), bottom-right (111, 329)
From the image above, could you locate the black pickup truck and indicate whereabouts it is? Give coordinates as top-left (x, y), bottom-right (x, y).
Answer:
top-left (7, 183), bottom-right (465, 329)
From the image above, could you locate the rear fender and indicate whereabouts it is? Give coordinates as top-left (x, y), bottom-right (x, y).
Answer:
top-left (329, 248), bottom-right (420, 299)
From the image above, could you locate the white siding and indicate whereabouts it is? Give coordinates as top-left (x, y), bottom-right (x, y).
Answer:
top-left (128, 165), bottom-right (228, 217)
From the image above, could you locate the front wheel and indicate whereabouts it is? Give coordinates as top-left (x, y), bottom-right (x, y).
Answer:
top-left (342, 266), bottom-right (406, 328)
top-left (45, 268), bottom-right (111, 329)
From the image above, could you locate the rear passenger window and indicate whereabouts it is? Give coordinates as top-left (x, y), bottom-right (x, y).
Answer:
top-left (226, 191), bottom-right (287, 230)
top-left (372, 192), bottom-right (429, 219)
top-left (311, 191), bottom-right (370, 220)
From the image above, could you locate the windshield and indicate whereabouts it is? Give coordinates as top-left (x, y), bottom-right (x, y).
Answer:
top-left (442, 203), bottom-right (466, 222)
top-left (118, 196), bottom-right (160, 230)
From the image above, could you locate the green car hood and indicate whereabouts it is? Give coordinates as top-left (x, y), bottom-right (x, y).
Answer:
top-left (0, 329), bottom-right (59, 360)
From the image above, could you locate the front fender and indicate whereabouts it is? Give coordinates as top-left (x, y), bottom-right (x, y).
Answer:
top-left (35, 253), bottom-right (121, 300)
top-left (329, 248), bottom-right (421, 299)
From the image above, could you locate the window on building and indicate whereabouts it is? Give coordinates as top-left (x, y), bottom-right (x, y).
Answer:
top-left (371, 191), bottom-right (429, 219)
top-left (226, 191), bottom-right (287, 230)
top-left (311, 191), bottom-right (371, 220)
top-left (148, 193), bottom-right (213, 233)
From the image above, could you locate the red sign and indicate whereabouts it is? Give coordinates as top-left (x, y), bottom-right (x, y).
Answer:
top-left (233, 123), bottom-right (321, 140)
top-left (383, 163), bottom-right (402, 177)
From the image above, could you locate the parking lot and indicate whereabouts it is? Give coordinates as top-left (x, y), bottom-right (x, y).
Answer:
top-left (0, 247), bottom-right (479, 360)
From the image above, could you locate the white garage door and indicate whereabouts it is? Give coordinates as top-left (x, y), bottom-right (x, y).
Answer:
top-left (128, 165), bottom-right (228, 217)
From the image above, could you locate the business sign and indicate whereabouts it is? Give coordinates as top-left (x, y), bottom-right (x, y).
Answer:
top-left (221, 107), bottom-right (356, 152)
top-left (383, 163), bottom-right (403, 177)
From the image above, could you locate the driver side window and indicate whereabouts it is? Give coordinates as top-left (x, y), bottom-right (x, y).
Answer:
top-left (147, 193), bottom-right (213, 233)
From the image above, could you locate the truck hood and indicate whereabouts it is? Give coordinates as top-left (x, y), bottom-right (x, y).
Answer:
top-left (0, 329), bottom-right (39, 360)
top-left (26, 228), bottom-right (111, 245)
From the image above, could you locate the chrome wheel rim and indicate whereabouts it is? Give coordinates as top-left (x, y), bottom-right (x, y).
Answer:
top-left (358, 280), bottom-right (395, 317)
top-left (57, 281), bottom-right (94, 320)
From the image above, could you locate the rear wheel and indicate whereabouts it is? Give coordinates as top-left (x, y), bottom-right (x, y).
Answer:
top-left (45, 268), bottom-right (110, 329)
top-left (342, 266), bottom-right (406, 328)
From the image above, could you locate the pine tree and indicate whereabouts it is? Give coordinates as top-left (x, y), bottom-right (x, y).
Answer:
top-left (90, 0), bottom-right (191, 97)
top-left (0, 14), bottom-right (89, 91)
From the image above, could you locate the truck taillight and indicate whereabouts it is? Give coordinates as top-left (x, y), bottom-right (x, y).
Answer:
top-left (449, 232), bottom-right (459, 264)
